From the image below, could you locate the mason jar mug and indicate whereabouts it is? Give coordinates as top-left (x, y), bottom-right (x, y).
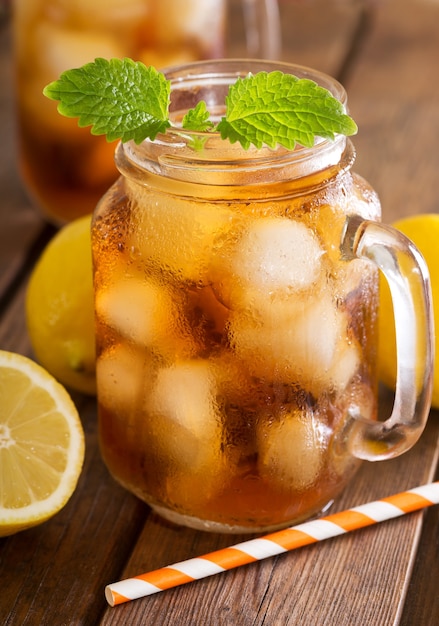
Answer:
top-left (92, 60), bottom-right (433, 533)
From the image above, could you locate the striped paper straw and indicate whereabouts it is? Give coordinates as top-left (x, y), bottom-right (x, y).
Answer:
top-left (105, 481), bottom-right (439, 607)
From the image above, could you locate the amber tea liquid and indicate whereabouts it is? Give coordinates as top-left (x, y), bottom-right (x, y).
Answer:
top-left (93, 134), bottom-right (380, 531)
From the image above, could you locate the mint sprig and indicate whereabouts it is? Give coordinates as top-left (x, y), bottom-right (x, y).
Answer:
top-left (43, 58), bottom-right (357, 149)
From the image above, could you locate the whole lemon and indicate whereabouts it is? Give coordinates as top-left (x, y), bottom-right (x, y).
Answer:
top-left (26, 214), bottom-right (96, 395)
top-left (378, 214), bottom-right (438, 408)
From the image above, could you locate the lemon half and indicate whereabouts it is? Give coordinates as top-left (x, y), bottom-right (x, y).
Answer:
top-left (0, 350), bottom-right (85, 536)
top-left (26, 214), bottom-right (96, 395)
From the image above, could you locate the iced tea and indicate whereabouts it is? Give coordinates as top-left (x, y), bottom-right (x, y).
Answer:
top-left (92, 63), bottom-right (384, 532)
top-left (13, 0), bottom-right (226, 222)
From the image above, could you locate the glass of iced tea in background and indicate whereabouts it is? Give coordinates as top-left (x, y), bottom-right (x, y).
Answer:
top-left (92, 60), bottom-right (433, 534)
top-left (12, 0), bottom-right (281, 223)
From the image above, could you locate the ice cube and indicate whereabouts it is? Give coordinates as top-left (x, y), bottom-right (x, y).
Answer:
top-left (228, 291), bottom-right (345, 393)
top-left (148, 360), bottom-right (220, 439)
top-left (334, 259), bottom-right (372, 301)
top-left (61, 0), bottom-right (150, 29)
top-left (96, 343), bottom-right (153, 418)
top-left (96, 278), bottom-right (165, 345)
top-left (328, 339), bottom-right (360, 392)
top-left (128, 186), bottom-right (234, 285)
top-left (257, 410), bottom-right (325, 490)
top-left (95, 277), bottom-right (196, 359)
top-left (211, 218), bottom-right (325, 313)
top-left (231, 218), bottom-right (324, 292)
top-left (19, 21), bottom-right (124, 138)
top-left (146, 360), bottom-right (223, 470)
top-left (152, 0), bottom-right (225, 46)
top-left (33, 22), bottom-right (125, 80)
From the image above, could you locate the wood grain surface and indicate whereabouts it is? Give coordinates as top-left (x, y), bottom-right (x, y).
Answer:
top-left (0, 1), bottom-right (438, 624)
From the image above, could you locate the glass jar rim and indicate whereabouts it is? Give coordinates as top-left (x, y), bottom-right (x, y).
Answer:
top-left (117, 59), bottom-right (354, 188)
top-left (164, 58), bottom-right (348, 105)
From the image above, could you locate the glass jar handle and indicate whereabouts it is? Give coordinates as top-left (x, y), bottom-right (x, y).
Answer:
top-left (241, 0), bottom-right (282, 59)
top-left (340, 215), bottom-right (434, 461)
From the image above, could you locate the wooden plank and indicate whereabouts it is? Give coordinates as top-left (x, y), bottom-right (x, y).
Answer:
top-left (400, 462), bottom-right (439, 626)
top-left (344, 0), bottom-right (439, 222)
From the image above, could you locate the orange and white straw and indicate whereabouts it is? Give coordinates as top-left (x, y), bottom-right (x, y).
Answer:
top-left (105, 482), bottom-right (439, 607)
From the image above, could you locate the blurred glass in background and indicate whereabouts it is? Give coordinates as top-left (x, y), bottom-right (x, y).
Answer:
top-left (12, 0), bottom-right (281, 223)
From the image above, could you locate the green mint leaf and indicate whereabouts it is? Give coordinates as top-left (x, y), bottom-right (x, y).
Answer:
top-left (43, 61), bottom-right (358, 150)
top-left (182, 101), bottom-right (215, 131)
top-left (216, 71), bottom-right (357, 150)
top-left (43, 58), bottom-right (171, 143)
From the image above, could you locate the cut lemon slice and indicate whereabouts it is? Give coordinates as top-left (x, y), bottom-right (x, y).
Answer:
top-left (0, 350), bottom-right (85, 537)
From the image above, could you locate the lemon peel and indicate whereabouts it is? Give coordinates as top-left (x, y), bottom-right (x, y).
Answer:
top-left (0, 350), bottom-right (85, 536)
top-left (26, 214), bottom-right (96, 395)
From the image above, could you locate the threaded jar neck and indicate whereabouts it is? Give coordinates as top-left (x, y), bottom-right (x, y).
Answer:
top-left (115, 59), bottom-right (355, 198)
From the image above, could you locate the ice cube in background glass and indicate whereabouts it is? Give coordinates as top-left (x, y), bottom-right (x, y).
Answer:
top-left (68, 0), bottom-right (149, 28)
top-left (153, 0), bottom-right (224, 45)
top-left (20, 73), bottom-right (82, 138)
top-left (14, 0), bottom-right (40, 39)
top-left (95, 277), bottom-right (195, 359)
top-left (22, 22), bottom-right (124, 135)
top-left (33, 22), bottom-right (125, 79)
top-left (257, 410), bottom-right (326, 490)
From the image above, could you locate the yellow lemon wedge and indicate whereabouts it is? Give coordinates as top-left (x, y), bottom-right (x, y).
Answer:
top-left (0, 350), bottom-right (85, 537)
top-left (26, 214), bottom-right (96, 395)
top-left (378, 213), bottom-right (439, 408)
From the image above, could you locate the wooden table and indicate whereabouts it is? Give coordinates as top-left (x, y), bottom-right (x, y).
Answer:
top-left (1, 1), bottom-right (438, 623)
